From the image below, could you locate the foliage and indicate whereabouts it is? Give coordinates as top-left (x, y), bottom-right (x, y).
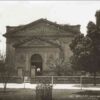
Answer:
top-left (46, 55), bottom-right (63, 76)
top-left (70, 34), bottom-right (93, 72)
top-left (46, 55), bottom-right (73, 76)
top-left (87, 21), bottom-right (100, 73)
top-left (70, 20), bottom-right (100, 85)
top-left (0, 54), bottom-right (14, 92)
top-left (36, 84), bottom-right (52, 100)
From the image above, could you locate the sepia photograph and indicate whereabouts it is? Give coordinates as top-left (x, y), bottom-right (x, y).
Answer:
top-left (0, 1), bottom-right (100, 100)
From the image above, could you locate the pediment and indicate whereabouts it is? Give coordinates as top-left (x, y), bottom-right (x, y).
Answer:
top-left (15, 38), bottom-right (57, 48)
top-left (5, 19), bottom-right (77, 37)
top-left (14, 22), bottom-right (67, 36)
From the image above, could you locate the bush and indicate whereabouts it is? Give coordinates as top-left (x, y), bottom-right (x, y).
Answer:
top-left (36, 84), bottom-right (52, 100)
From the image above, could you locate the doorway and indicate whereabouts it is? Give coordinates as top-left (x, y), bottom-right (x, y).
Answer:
top-left (31, 54), bottom-right (42, 76)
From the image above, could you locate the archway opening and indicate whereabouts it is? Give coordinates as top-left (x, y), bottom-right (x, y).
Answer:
top-left (31, 54), bottom-right (42, 76)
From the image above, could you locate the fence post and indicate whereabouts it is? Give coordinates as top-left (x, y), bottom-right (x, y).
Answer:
top-left (24, 76), bottom-right (25, 89)
top-left (80, 76), bottom-right (83, 90)
top-left (51, 76), bottom-right (53, 86)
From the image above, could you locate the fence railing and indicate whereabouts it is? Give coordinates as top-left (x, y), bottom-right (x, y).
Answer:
top-left (31, 76), bottom-right (100, 84)
top-left (0, 75), bottom-right (100, 84)
top-left (0, 76), bottom-right (23, 83)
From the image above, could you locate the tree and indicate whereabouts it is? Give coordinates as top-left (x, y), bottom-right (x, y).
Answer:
top-left (46, 55), bottom-right (63, 76)
top-left (0, 61), bottom-right (8, 92)
top-left (0, 53), bottom-right (14, 92)
top-left (70, 34), bottom-right (92, 71)
top-left (70, 21), bottom-right (100, 86)
top-left (46, 39), bottom-right (71, 76)
top-left (86, 21), bottom-right (100, 85)
top-left (46, 55), bottom-right (72, 76)
top-left (70, 34), bottom-right (97, 85)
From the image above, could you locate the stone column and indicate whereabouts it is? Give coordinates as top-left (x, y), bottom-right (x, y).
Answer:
top-left (18, 68), bottom-right (23, 78)
top-left (43, 53), bottom-right (47, 71)
top-left (31, 68), bottom-right (35, 78)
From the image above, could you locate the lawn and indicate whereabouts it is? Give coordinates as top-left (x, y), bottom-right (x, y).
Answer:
top-left (53, 89), bottom-right (100, 100)
top-left (0, 88), bottom-right (99, 100)
top-left (0, 89), bottom-right (35, 100)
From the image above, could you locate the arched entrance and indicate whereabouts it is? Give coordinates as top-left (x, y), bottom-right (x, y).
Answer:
top-left (31, 54), bottom-right (42, 76)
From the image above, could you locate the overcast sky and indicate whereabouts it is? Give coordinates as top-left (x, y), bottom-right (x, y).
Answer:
top-left (0, 1), bottom-right (100, 54)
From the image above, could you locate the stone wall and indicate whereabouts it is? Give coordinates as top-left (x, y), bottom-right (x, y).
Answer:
top-left (5, 35), bottom-right (74, 77)
top-left (5, 19), bottom-right (80, 77)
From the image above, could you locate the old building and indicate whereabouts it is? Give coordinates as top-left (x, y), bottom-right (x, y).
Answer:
top-left (4, 18), bottom-right (80, 78)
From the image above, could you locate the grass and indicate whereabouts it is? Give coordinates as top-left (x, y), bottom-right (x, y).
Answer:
top-left (75, 90), bottom-right (100, 96)
top-left (53, 89), bottom-right (80, 99)
top-left (53, 89), bottom-right (99, 100)
top-left (0, 88), bottom-right (99, 100)
top-left (0, 89), bottom-right (36, 100)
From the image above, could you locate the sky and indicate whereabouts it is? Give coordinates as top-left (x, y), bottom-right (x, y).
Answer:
top-left (0, 1), bottom-right (100, 54)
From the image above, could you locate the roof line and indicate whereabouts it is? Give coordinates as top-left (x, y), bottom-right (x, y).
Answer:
top-left (4, 18), bottom-right (80, 37)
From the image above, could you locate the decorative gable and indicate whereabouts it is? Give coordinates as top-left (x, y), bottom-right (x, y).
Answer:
top-left (11, 22), bottom-right (68, 36)
top-left (14, 38), bottom-right (58, 48)
top-left (4, 19), bottom-right (80, 37)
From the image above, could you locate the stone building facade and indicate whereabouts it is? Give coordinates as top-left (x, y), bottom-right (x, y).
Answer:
top-left (4, 19), bottom-right (80, 78)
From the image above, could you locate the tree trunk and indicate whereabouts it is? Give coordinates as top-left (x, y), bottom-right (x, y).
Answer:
top-left (93, 72), bottom-right (96, 86)
top-left (3, 83), bottom-right (7, 92)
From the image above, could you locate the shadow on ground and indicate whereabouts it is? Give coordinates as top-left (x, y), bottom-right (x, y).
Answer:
top-left (0, 88), bottom-right (99, 100)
